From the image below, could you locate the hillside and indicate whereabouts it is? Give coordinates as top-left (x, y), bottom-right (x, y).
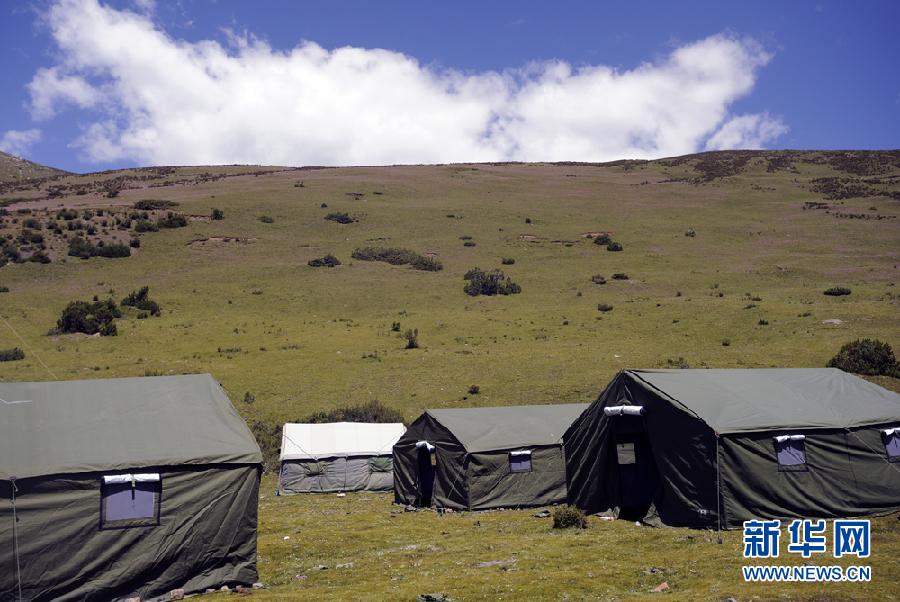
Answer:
top-left (0, 150), bottom-right (68, 183)
top-left (0, 149), bottom-right (898, 599)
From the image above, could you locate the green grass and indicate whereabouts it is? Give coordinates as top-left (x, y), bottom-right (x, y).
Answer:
top-left (1, 151), bottom-right (898, 599)
top-left (250, 477), bottom-right (900, 600)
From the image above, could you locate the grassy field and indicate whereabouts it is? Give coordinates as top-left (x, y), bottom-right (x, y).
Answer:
top-left (1, 150), bottom-right (898, 599)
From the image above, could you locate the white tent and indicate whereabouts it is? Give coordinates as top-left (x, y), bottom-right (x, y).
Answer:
top-left (278, 422), bottom-right (406, 494)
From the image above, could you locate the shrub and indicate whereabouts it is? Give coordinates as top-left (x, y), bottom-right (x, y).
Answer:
top-left (258, 215), bottom-right (274, 224)
top-left (246, 419), bottom-right (282, 473)
top-left (685, 228), bottom-right (697, 237)
top-left (552, 506), bottom-right (587, 529)
top-left (463, 240), bottom-right (476, 247)
top-left (525, 217), bottom-right (532, 224)
top-left (211, 208), bottom-right (225, 220)
top-left (404, 328), bottom-right (419, 349)
top-left (67, 236), bottom-right (95, 259)
top-left (391, 321), bottom-right (401, 332)
top-left (308, 254), bottom-right (341, 268)
top-left (352, 247), bottom-right (443, 271)
top-left (157, 212), bottom-right (188, 229)
top-left (501, 257), bottom-right (515, 265)
top-left (824, 286), bottom-right (851, 296)
top-left (18, 229), bottom-right (44, 245)
top-left (23, 218), bottom-right (42, 229)
top-left (134, 199), bottom-right (179, 210)
top-left (0, 286), bottom-right (9, 293)
top-left (56, 208), bottom-right (78, 221)
top-left (612, 273), bottom-right (628, 280)
top-left (606, 242), bottom-right (623, 252)
top-left (597, 303), bottom-right (614, 312)
top-left (468, 384), bottom-right (480, 395)
top-left (758, 319), bottom-right (769, 326)
top-left (324, 212), bottom-right (355, 224)
top-left (129, 238), bottom-right (141, 248)
top-left (591, 274), bottom-right (607, 285)
top-left (134, 219), bottom-right (159, 233)
top-left (592, 234), bottom-right (612, 246)
top-left (302, 399), bottom-right (405, 426)
top-left (28, 251), bottom-right (51, 264)
top-left (463, 268), bottom-right (522, 296)
top-left (94, 243), bottom-right (131, 258)
top-left (0, 347), bottom-right (25, 362)
top-left (243, 391), bottom-right (256, 405)
top-left (827, 339), bottom-right (898, 376)
top-left (121, 286), bottom-right (161, 316)
top-left (55, 299), bottom-right (121, 336)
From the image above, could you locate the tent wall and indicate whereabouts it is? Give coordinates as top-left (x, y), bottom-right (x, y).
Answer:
top-left (564, 371), bottom-right (720, 528)
top-left (393, 413), bottom-right (468, 509)
top-left (1, 465), bottom-right (259, 601)
top-left (719, 425), bottom-right (900, 528)
top-left (467, 445), bottom-right (569, 510)
top-left (279, 455), bottom-right (394, 493)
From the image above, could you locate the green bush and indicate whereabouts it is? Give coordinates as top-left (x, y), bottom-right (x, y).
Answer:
top-left (597, 303), bottom-right (614, 312)
top-left (592, 234), bottom-right (612, 246)
top-left (55, 299), bottom-right (121, 336)
top-left (324, 212), bottom-right (355, 224)
top-left (0, 286), bottom-right (9, 293)
top-left (28, 251), bottom-right (51, 264)
top-left (129, 238), bottom-right (141, 248)
top-left (685, 228), bottom-right (697, 237)
top-left (308, 254), bottom-right (341, 268)
top-left (352, 247), bottom-right (443, 271)
top-left (134, 219), bottom-right (159, 233)
top-left (56, 208), bottom-right (78, 221)
top-left (612, 273), bottom-right (629, 280)
top-left (591, 274), bottom-right (607, 285)
top-left (94, 243), bottom-right (131, 258)
top-left (121, 286), bottom-right (161, 316)
top-left (827, 339), bottom-right (898, 376)
top-left (463, 268), bottom-right (522, 296)
top-left (211, 208), bottom-right (225, 220)
top-left (552, 506), bottom-right (588, 529)
top-left (67, 236), bottom-right (95, 259)
top-left (463, 240), bottom-right (476, 247)
top-left (404, 328), bottom-right (420, 349)
top-left (134, 199), bottom-right (179, 210)
top-left (23, 218), bottom-right (42, 229)
top-left (606, 242), bottom-right (623, 252)
top-left (501, 257), bottom-right (516, 265)
top-left (157, 212), bottom-right (188, 229)
top-left (0, 347), bottom-right (25, 362)
top-left (258, 215), bottom-right (275, 224)
top-left (246, 419), bottom-right (282, 473)
top-left (824, 286), bottom-right (851, 296)
top-left (302, 399), bottom-right (405, 425)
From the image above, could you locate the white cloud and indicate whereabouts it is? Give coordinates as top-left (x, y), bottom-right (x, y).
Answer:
top-left (29, 0), bottom-right (786, 165)
top-left (0, 129), bottom-right (42, 157)
top-left (705, 112), bottom-right (789, 150)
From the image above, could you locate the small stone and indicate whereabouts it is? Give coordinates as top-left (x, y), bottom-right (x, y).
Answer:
top-left (652, 581), bottom-right (670, 593)
top-left (124, 598), bottom-right (140, 602)
top-left (283, 536), bottom-right (290, 540)
top-left (404, 505), bottom-right (417, 512)
top-left (252, 582), bottom-right (264, 589)
top-left (476, 558), bottom-right (516, 569)
top-left (293, 574), bottom-right (307, 581)
top-left (204, 589), bottom-right (216, 594)
top-left (219, 585), bottom-right (230, 592)
top-left (311, 564), bottom-right (329, 571)
top-left (417, 594), bottom-right (451, 602)
top-left (336, 562), bottom-right (354, 569)
top-left (169, 589), bottom-right (185, 600)
top-left (533, 510), bottom-right (551, 518)
top-left (336, 492), bottom-right (346, 497)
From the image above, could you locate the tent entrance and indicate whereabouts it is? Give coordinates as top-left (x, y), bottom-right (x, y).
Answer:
top-left (415, 443), bottom-right (435, 507)
top-left (612, 417), bottom-right (659, 521)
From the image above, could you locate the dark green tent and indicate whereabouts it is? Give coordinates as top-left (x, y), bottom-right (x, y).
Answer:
top-left (564, 369), bottom-right (900, 528)
top-left (394, 404), bottom-right (588, 510)
top-left (0, 374), bottom-right (262, 601)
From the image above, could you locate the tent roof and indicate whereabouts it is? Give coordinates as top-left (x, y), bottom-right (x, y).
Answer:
top-left (0, 373), bottom-right (262, 480)
top-left (626, 368), bottom-right (900, 434)
top-left (426, 403), bottom-right (589, 453)
top-left (280, 422), bottom-right (406, 460)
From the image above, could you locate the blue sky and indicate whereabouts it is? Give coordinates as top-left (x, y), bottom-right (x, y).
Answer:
top-left (1, 0), bottom-right (898, 172)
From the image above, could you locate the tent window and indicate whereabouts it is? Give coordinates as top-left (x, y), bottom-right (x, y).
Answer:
top-left (882, 428), bottom-right (900, 462)
top-left (773, 435), bottom-right (808, 471)
top-left (101, 474), bottom-right (160, 528)
top-left (370, 456), bottom-right (392, 473)
top-left (509, 451), bottom-right (532, 473)
top-left (303, 461), bottom-right (326, 476)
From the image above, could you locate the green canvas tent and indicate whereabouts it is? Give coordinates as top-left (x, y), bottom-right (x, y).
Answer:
top-left (0, 374), bottom-right (263, 601)
top-left (564, 369), bottom-right (900, 528)
top-left (394, 404), bottom-right (588, 510)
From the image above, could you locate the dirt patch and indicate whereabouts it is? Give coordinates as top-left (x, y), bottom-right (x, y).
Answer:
top-left (581, 231), bottom-right (613, 239)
